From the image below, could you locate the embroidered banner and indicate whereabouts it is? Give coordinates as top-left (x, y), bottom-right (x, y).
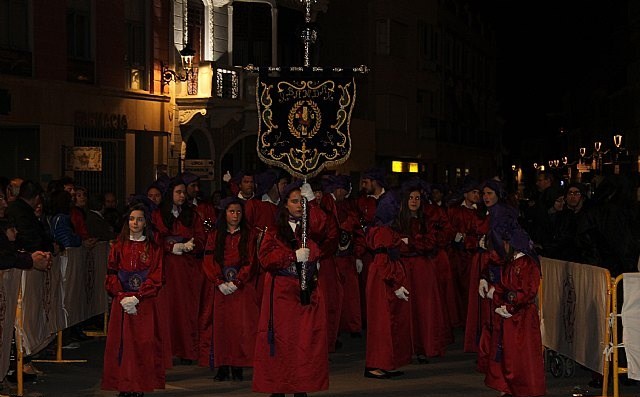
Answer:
top-left (256, 73), bottom-right (356, 178)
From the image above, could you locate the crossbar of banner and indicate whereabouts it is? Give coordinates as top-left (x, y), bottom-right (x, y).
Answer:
top-left (244, 65), bottom-right (370, 74)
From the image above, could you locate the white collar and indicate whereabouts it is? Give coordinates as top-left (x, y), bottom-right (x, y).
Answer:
top-left (171, 205), bottom-right (180, 218)
top-left (461, 201), bottom-right (477, 210)
top-left (513, 251), bottom-right (525, 260)
top-left (227, 226), bottom-right (241, 234)
top-left (129, 234), bottom-right (147, 242)
top-left (262, 193), bottom-right (279, 205)
top-left (90, 209), bottom-right (104, 218)
top-left (368, 188), bottom-right (386, 200)
top-left (238, 192), bottom-right (254, 200)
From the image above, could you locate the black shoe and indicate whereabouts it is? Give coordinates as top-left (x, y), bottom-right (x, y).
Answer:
top-left (335, 339), bottom-right (343, 350)
top-left (588, 378), bottom-right (603, 389)
top-left (270, 394), bottom-right (285, 397)
top-left (131, 393), bottom-right (144, 397)
top-left (417, 355), bottom-right (429, 364)
top-left (214, 365), bottom-right (230, 381)
top-left (231, 366), bottom-right (243, 381)
top-left (350, 332), bottom-right (362, 338)
top-left (6, 370), bottom-right (37, 383)
top-left (364, 368), bottom-right (390, 379)
top-left (294, 393), bottom-right (308, 397)
top-left (117, 393), bottom-right (130, 397)
top-left (70, 327), bottom-right (90, 341)
top-left (179, 358), bottom-right (194, 365)
top-left (382, 369), bottom-right (404, 377)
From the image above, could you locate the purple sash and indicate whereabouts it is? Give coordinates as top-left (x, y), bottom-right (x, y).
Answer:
top-left (118, 269), bottom-right (149, 292)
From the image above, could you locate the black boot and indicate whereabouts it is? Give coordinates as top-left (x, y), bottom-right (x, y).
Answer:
top-left (269, 394), bottom-right (285, 397)
top-left (214, 365), bottom-right (230, 381)
top-left (294, 393), bottom-right (308, 397)
top-left (231, 366), bottom-right (243, 381)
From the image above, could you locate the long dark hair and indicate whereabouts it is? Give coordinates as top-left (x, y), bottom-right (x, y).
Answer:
top-left (393, 188), bottom-right (426, 235)
top-left (119, 203), bottom-right (154, 243)
top-left (276, 187), bottom-right (304, 250)
top-left (160, 180), bottom-right (195, 229)
top-left (215, 199), bottom-right (249, 266)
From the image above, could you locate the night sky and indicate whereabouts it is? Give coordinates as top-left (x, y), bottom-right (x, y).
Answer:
top-left (487, 2), bottom-right (621, 162)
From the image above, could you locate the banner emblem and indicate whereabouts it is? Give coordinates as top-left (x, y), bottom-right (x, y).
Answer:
top-left (256, 75), bottom-right (356, 178)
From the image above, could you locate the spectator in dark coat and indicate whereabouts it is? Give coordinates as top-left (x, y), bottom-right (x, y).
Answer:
top-left (6, 180), bottom-right (53, 253)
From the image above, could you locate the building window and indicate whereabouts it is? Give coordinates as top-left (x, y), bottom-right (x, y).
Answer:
top-left (0, 0), bottom-right (28, 50)
top-left (125, 0), bottom-right (147, 90)
top-left (376, 19), bottom-right (407, 58)
top-left (233, 2), bottom-right (271, 67)
top-left (187, 0), bottom-right (203, 64)
top-left (375, 19), bottom-right (389, 55)
top-left (216, 68), bottom-right (238, 99)
top-left (67, 0), bottom-right (94, 83)
top-left (417, 90), bottom-right (436, 140)
top-left (0, 0), bottom-right (31, 76)
top-left (418, 21), bottom-right (438, 70)
top-left (67, 0), bottom-right (91, 60)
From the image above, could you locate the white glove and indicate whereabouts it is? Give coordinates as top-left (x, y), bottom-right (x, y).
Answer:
top-left (296, 247), bottom-right (310, 262)
top-left (478, 235), bottom-right (487, 249)
top-left (355, 259), bottom-right (364, 274)
top-left (495, 305), bottom-right (512, 319)
top-left (120, 296), bottom-right (139, 314)
top-left (226, 281), bottom-right (238, 294)
top-left (300, 183), bottom-right (315, 201)
top-left (182, 238), bottom-right (195, 252)
top-left (487, 286), bottom-right (495, 300)
top-left (479, 279), bottom-right (489, 298)
top-left (454, 232), bottom-right (465, 243)
top-left (223, 171), bottom-right (232, 183)
top-left (401, 237), bottom-right (409, 245)
top-left (316, 262), bottom-right (321, 271)
top-left (218, 283), bottom-right (232, 295)
top-left (172, 243), bottom-right (185, 255)
top-left (394, 286), bottom-right (410, 301)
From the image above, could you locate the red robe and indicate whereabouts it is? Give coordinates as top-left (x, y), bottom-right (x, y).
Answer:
top-left (365, 226), bottom-right (412, 371)
top-left (334, 197), bottom-right (364, 334)
top-left (424, 203), bottom-right (459, 330)
top-left (316, 196), bottom-right (342, 351)
top-left (485, 254), bottom-right (545, 397)
top-left (102, 238), bottom-right (164, 393)
top-left (401, 218), bottom-right (449, 357)
top-left (193, 199), bottom-right (218, 367)
top-left (152, 208), bottom-right (206, 361)
top-left (253, 209), bottom-right (329, 394)
top-left (463, 215), bottom-right (491, 353)
top-left (202, 229), bottom-right (259, 368)
top-left (357, 194), bottom-right (378, 327)
top-left (244, 197), bottom-right (279, 311)
top-left (448, 203), bottom-right (486, 329)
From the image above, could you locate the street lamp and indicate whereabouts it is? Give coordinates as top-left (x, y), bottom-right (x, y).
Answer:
top-left (161, 43), bottom-right (196, 91)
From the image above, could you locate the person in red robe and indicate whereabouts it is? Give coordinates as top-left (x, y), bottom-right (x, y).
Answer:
top-left (180, 172), bottom-right (219, 368)
top-left (151, 178), bottom-right (206, 364)
top-left (364, 192), bottom-right (412, 379)
top-left (253, 181), bottom-right (329, 397)
top-left (324, 175), bottom-right (365, 339)
top-left (102, 203), bottom-right (164, 397)
top-left (202, 197), bottom-right (258, 382)
top-left (447, 177), bottom-right (483, 325)
top-left (481, 179), bottom-right (545, 397)
top-left (395, 180), bottom-right (449, 363)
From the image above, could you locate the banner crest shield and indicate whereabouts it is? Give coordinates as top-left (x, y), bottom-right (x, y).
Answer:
top-left (256, 73), bottom-right (356, 178)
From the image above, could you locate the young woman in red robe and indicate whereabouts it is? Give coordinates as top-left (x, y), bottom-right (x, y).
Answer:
top-left (364, 192), bottom-right (412, 379)
top-left (395, 182), bottom-right (449, 362)
top-left (481, 180), bottom-right (545, 397)
top-left (151, 178), bottom-right (206, 363)
top-left (202, 197), bottom-right (258, 382)
top-left (253, 181), bottom-right (329, 397)
top-left (102, 203), bottom-right (164, 397)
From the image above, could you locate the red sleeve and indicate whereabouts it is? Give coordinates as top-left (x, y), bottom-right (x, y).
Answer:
top-left (202, 231), bottom-right (224, 285)
top-left (105, 241), bottom-right (124, 297)
top-left (258, 231), bottom-right (297, 271)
